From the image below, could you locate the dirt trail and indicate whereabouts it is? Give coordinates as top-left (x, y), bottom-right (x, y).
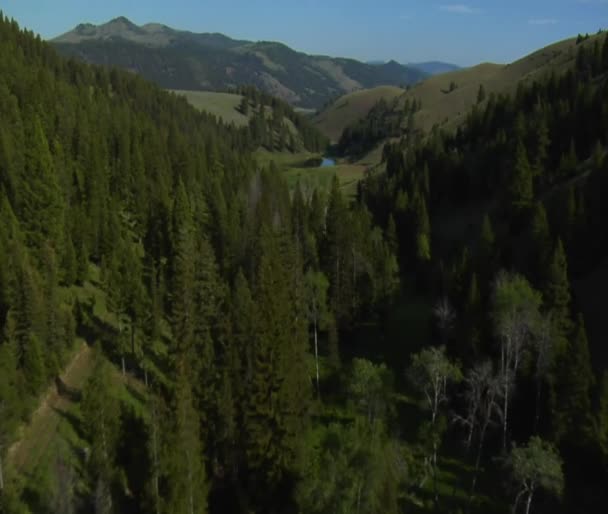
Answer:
top-left (7, 342), bottom-right (94, 473)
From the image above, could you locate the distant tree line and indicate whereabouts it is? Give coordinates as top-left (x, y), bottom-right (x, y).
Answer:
top-left (235, 85), bottom-right (329, 153)
top-left (338, 96), bottom-right (421, 157)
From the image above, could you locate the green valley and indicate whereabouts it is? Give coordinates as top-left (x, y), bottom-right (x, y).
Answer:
top-left (1, 6), bottom-right (608, 514)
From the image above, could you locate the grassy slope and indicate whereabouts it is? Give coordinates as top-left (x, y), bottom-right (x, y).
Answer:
top-left (394, 35), bottom-right (601, 133)
top-left (316, 34), bottom-right (603, 145)
top-left (171, 90), bottom-right (249, 126)
top-left (5, 266), bottom-right (148, 505)
top-left (314, 86), bottom-right (404, 143)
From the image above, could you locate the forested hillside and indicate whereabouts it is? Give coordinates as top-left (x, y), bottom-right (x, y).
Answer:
top-left (172, 88), bottom-right (329, 154)
top-left (359, 30), bottom-right (608, 513)
top-left (0, 14), bottom-right (398, 514)
top-left (2, 10), bottom-right (608, 514)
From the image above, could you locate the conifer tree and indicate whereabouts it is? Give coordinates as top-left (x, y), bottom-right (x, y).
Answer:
top-left (323, 176), bottom-right (350, 323)
top-left (166, 361), bottom-right (208, 514)
top-left (170, 181), bottom-right (196, 359)
top-left (552, 314), bottom-right (595, 444)
top-left (478, 214), bottom-right (496, 272)
top-left (245, 228), bottom-right (310, 498)
top-left (527, 202), bottom-right (551, 286)
top-left (82, 350), bottom-right (120, 512)
top-left (20, 115), bottom-right (64, 251)
top-left (508, 142), bottom-right (534, 212)
top-left (543, 238), bottom-right (572, 344)
top-left (413, 193), bottom-right (431, 263)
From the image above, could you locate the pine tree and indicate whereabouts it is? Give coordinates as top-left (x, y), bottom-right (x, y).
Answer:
top-left (527, 202), bottom-right (551, 286)
top-left (245, 228), bottom-right (310, 500)
top-left (323, 176), bottom-right (349, 323)
top-left (543, 238), bottom-right (572, 343)
top-left (477, 84), bottom-right (486, 104)
top-left (552, 314), bottom-right (595, 444)
top-left (20, 115), bottom-right (64, 250)
top-left (478, 214), bottom-right (496, 270)
top-left (508, 142), bottom-right (534, 211)
top-left (413, 193), bottom-right (431, 263)
top-left (81, 349), bottom-right (119, 512)
top-left (170, 181), bottom-right (196, 359)
top-left (166, 361), bottom-right (208, 514)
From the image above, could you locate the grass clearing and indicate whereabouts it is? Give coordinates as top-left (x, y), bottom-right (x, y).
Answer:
top-left (6, 266), bottom-right (149, 508)
top-left (284, 163), bottom-right (367, 198)
top-left (314, 86), bottom-right (404, 142)
top-left (171, 90), bottom-right (249, 126)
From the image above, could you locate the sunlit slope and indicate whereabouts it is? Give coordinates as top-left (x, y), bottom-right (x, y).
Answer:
top-left (314, 86), bottom-right (404, 142)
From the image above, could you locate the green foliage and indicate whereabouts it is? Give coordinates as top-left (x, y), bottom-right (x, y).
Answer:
top-left (348, 359), bottom-right (394, 426)
top-left (552, 314), bottom-right (595, 444)
top-left (508, 142), bottom-right (534, 212)
top-left (338, 97), bottom-right (420, 156)
top-left (408, 346), bottom-right (462, 423)
top-left (507, 437), bottom-right (564, 512)
top-left (81, 350), bottom-right (120, 480)
top-left (543, 239), bottom-right (572, 341)
top-left (166, 363), bottom-right (208, 514)
top-left (297, 422), bottom-right (403, 514)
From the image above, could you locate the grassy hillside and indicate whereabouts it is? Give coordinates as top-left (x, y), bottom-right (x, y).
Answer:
top-left (171, 90), bottom-right (249, 126)
top-left (314, 86), bottom-right (404, 142)
top-left (397, 34), bottom-right (603, 133)
top-left (316, 34), bottom-right (604, 149)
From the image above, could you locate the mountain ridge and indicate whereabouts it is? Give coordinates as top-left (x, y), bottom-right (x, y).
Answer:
top-left (51, 17), bottom-right (427, 108)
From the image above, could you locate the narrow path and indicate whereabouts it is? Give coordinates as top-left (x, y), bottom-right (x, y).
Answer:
top-left (7, 342), bottom-right (94, 473)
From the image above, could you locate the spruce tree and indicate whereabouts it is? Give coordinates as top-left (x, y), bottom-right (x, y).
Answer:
top-left (20, 115), bottom-right (64, 250)
top-left (81, 350), bottom-right (119, 512)
top-left (552, 314), bottom-right (595, 444)
top-left (508, 142), bottom-right (534, 212)
top-left (166, 360), bottom-right (208, 514)
top-left (528, 202), bottom-right (551, 286)
top-left (543, 238), bottom-right (572, 343)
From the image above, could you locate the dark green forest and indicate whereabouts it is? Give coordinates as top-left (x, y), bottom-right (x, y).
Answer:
top-left (1, 12), bottom-right (608, 514)
top-left (235, 85), bottom-right (329, 153)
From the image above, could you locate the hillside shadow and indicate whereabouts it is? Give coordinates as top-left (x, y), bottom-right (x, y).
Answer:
top-left (52, 406), bottom-right (85, 440)
top-left (55, 376), bottom-right (82, 402)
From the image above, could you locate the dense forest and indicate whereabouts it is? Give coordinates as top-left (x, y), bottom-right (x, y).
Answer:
top-left (359, 31), bottom-right (608, 513)
top-left (0, 14), bottom-right (397, 514)
top-left (234, 85), bottom-right (329, 153)
top-left (338, 96), bottom-right (420, 157)
top-left (1, 11), bottom-right (608, 514)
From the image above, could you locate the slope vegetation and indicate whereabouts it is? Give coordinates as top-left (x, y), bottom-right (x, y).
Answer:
top-left (314, 85), bottom-right (404, 143)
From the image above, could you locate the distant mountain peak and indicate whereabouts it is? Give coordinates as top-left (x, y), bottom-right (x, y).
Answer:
top-left (51, 19), bottom-right (427, 108)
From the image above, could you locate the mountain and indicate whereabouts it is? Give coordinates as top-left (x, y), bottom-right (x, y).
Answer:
top-left (51, 17), bottom-right (427, 109)
top-left (406, 61), bottom-right (462, 75)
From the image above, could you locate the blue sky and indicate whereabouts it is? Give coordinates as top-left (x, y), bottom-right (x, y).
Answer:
top-left (1, 0), bottom-right (607, 66)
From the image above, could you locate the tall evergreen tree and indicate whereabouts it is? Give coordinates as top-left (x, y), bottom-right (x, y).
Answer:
top-left (543, 238), bottom-right (572, 344)
top-left (552, 314), bottom-right (595, 444)
top-left (508, 142), bottom-right (534, 212)
top-left (166, 360), bottom-right (208, 514)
